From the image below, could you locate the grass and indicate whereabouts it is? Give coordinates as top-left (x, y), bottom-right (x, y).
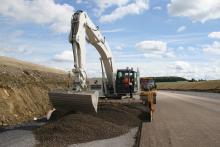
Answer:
top-left (157, 80), bottom-right (220, 93)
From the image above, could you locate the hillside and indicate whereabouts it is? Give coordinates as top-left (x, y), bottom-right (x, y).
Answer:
top-left (0, 56), bottom-right (69, 125)
top-left (0, 56), bottom-right (65, 74)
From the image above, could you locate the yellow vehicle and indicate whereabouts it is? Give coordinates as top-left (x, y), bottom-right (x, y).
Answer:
top-left (140, 77), bottom-right (157, 121)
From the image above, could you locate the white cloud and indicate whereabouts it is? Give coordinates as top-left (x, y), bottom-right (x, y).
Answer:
top-left (187, 47), bottom-right (195, 52)
top-left (167, 61), bottom-right (220, 80)
top-left (53, 50), bottom-right (73, 62)
top-left (95, 0), bottom-right (130, 15)
top-left (177, 25), bottom-right (186, 33)
top-left (203, 41), bottom-right (220, 55)
top-left (96, 0), bottom-right (130, 8)
top-left (164, 51), bottom-right (176, 58)
top-left (177, 46), bottom-right (184, 50)
top-left (0, 42), bottom-right (32, 55)
top-left (153, 6), bottom-right (162, 11)
top-left (102, 28), bottom-right (124, 33)
top-left (176, 46), bottom-right (199, 53)
top-left (135, 40), bottom-right (167, 55)
top-left (0, 0), bottom-right (74, 33)
top-left (135, 40), bottom-right (177, 59)
top-left (167, 61), bottom-right (198, 79)
top-left (174, 61), bottom-right (191, 71)
top-left (75, 0), bottom-right (149, 23)
top-left (100, 0), bottom-right (149, 23)
top-left (208, 32), bottom-right (220, 39)
top-left (167, 0), bottom-right (220, 23)
top-left (0, 45), bottom-right (17, 52)
top-left (77, 0), bottom-right (130, 16)
top-left (115, 43), bottom-right (125, 50)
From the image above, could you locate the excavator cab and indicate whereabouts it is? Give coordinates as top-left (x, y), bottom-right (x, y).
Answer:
top-left (115, 68), bottom-right (139, 95)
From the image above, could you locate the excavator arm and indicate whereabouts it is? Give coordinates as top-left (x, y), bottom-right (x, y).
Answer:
top-left (69, 10), bottom-right (115, 92)
top-left (48, 10), bottom-right (116, 114)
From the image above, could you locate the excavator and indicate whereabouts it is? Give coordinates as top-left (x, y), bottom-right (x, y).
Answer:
top-left (48, 10), bottom-right (140, 114)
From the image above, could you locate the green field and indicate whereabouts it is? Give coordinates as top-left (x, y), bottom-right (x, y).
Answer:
top-left (157, 80), bottom-right (220, 93)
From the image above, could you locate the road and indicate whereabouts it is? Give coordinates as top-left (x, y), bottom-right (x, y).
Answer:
top-left (140, 91), bottom-right (220, 147)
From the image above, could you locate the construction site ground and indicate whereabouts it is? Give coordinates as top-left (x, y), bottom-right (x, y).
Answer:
top-left (0, 56), bottom-right (146, 147)
top-left (0, 103), bottom-right (145, 147)
top-left (1, 90), bottom-right (220, 147)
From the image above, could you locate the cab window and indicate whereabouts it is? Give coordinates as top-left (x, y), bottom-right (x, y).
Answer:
top-left (117, 71), bottom-right (122, 78)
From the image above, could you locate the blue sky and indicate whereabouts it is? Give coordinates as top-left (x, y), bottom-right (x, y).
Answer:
top-left (0, 0), bottom-right (220, 80)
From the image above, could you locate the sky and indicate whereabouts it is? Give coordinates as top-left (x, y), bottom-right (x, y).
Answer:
top-left (0, 0), bottom-right (220, 80)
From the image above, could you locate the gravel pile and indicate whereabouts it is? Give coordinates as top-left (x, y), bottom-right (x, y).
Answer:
top-left (95, 103), bottom-right (145, 127)
top-left (35, 103), bottom-right (145, 147)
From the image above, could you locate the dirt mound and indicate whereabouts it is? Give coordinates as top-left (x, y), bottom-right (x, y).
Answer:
top-left (35, 103), bottom-right (145, 147)
top-left (0, 56), bottom-right (70, 125)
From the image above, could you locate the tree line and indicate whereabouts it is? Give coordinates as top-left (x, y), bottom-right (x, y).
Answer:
top-left (151, 76), bottom-right (188, 82)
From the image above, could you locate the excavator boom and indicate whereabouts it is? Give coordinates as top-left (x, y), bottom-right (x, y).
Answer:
top-left (69, 10), bottom-right (115, 91)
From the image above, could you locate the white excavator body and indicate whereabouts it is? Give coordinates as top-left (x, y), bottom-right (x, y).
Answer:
top-left (48, 10), bottom-right (140, 114)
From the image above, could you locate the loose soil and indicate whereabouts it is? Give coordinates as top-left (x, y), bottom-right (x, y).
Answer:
top-left (0, 56), bottom-right (70, 125)
top-left (34, 103), bottom-right (146, 147)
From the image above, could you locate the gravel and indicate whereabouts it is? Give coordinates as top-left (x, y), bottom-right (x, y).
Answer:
top-left (34, 103), bottom-right (145, 147)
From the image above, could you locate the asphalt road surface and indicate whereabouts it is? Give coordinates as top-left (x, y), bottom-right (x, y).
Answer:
top-left (140, 91), bottom-right (220, 147)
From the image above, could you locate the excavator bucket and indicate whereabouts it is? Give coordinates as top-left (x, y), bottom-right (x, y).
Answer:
top-left (48, 90), bottom-right (99, 113)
